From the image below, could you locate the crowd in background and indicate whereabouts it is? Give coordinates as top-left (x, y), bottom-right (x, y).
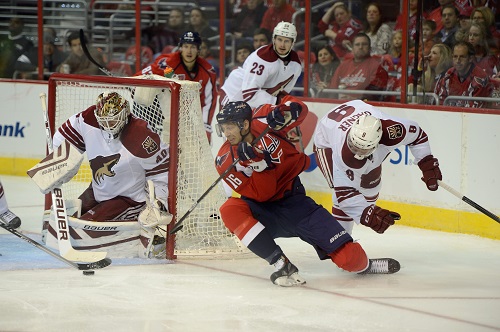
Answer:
top-left (0, 0), bottom-right (499, 108)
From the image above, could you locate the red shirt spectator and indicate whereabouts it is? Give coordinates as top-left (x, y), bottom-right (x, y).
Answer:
top-left (260, 0), bottom-right (296, 33)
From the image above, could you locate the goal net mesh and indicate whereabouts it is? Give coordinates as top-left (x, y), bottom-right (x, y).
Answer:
top-left (48, 74), bottom-right (249, 259)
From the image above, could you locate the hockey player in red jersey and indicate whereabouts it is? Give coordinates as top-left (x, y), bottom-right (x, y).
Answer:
top-left (214, 95), bottom-right (400, 287)
top-left (138, 31), bottom-right (217, 141)
top-left (314, 100), bottom-right (442, 236)
top-left (219, 22), bottom-right (302, 109)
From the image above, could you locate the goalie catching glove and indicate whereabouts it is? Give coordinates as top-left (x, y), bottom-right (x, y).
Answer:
top-left (138, 180), bottom-right (173, 228)
top-left (266, 102), bottom-right (302, 131)
top-left (418, 155), bottom-right (442, 191)
top-left (361, 205), bottom-right (400, 234)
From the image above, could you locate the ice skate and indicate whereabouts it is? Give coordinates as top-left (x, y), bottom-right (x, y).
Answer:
top-left (149, 235), bottom-right (166, 259)
top-left (270, 255), bottom-right (306, 287)
top-left (0, 210), bottom-right (21, 229)
top-left (358, 258), bottom-right (400, 274)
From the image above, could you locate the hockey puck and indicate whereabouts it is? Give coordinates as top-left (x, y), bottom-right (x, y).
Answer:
top-left (83, 270), bottom-right (95, 276)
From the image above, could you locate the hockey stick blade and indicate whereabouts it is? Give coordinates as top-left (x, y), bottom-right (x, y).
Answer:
top-left (438, 180), bottom-right (500, 224)
top-left (79, 29), bottom-right (113, 77)
top-left (170, 127), bottom-right (271, 234)
top-left (0, 223), bottom-right (112, 271)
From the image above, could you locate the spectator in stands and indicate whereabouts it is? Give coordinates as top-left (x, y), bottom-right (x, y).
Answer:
top-left (435, 41), bottom-right (492, 107)
top-left (14, 31), bottom-right (67, 79)
top-left (188, 7), bottom-right (218, 39)
top-left (231, 0), bottom-right (267, 39)
top-left (454, 6), bottom-right (474, 43)
top-left (468, 22), bottom-right (500, 76)
top-left (234, 43), bottom-right (253, 67)
top-left (471, 6), bottom-right (500, 50)
top-left (57, 31), bottom-right (103, 75)
top-left (0, 17), bottom-right (34, 78)
top-left (199, 38), bottom-right (219, 75)
top-left (166, 8), bottom-right (187, 37)
top-left (311, 44), bottom-right (339, 97)
top-left (138, 31), bottom-right (217, 142)
top-left (409, 43), bottom-right (453, 98)
top-left (436, 4), bottom-right (460, 48)
top-left (362, 2), bottom-right (392, 55)
top-left (318, 2), bottom-right (363, 60)
top-left (252, 28), bottom-right (272, 50)
top-left (395, 0), bottom-right (423, 41)
top-left (427, 0), bottom-right (455, 32)
top-left (329, 33), bottom-right (388, 101)
top-left (260, 0), bottom-right (296, 34)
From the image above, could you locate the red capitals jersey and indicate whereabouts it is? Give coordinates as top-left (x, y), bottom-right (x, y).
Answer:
top-left (138, 52), bottom-right (218, 128)
top-left (318, 17), bottom-right (363, 59)
top-left (329, 56), bottom-right (388, 101)
top-left (435, 64), bottom-right (492, 107)
top-left (215, 95), bottom-right (310, 202)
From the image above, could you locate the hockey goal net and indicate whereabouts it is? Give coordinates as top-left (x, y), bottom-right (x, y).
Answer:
top-left (46, 73), bottom-right (248, 259)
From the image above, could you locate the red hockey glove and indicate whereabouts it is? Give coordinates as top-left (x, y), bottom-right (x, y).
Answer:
top-left (360, 205), bottom-right (400, 234)
top-left (266, 102), bottom-right (302, 131)
top-left (418, 155), bottom-right (442, 191)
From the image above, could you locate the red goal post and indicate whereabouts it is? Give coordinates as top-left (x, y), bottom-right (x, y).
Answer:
top-left (46, 73), bottom-right (249, 259)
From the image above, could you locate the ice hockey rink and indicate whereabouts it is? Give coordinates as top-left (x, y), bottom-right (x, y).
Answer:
top-left (1, 175), bottom-right (499, 332)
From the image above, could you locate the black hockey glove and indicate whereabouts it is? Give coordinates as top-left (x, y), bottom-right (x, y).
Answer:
top-left (266, 102), bottom-right (302, 131)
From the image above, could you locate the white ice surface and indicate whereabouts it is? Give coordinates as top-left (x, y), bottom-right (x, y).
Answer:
top-left (1, 175), bottom-right (500, 332)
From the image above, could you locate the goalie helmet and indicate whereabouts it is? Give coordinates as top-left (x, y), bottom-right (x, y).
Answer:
top-left (273, 21), bottom-right (297, 58)
top-left (95, 92), bottom-right (130, 138)
top-left (215, 101), bottom-right (252, 137)
top-left (347, 114), bottom-right (382, 160)
top-left (179, 31), bottom-right (202, 49)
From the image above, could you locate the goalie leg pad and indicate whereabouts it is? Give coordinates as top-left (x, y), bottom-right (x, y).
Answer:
top-left (27, 140), bottom-right (83, 194)
top-left (138, 204), bottom-right (173, 227)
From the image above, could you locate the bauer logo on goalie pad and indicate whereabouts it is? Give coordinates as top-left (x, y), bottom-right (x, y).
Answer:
top-left (27, 141), bottom-right (84, 194)
top-left (142, 136), bottom-right (159, 154)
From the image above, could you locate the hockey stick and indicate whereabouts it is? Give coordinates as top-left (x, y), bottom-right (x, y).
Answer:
top-left (438, 180), bottom-right (500, 224)
top-left (170, 127), bottom-right (271, 234)
top-left (79, 29), bottom-right (113, 77)
top-left (40, 93), bottom-right (108, 262)
top-left (0, 223), bottom-right (111, 270)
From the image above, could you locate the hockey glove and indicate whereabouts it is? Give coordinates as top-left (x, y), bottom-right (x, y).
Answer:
top-left (266, 102), bottom-right (302, 131)
top-left (237, 142), bottom-right (272, 172)
top-left (418, 155), bottom-right (442, 191)
top-left (360, 205), bottom-right (400, 234)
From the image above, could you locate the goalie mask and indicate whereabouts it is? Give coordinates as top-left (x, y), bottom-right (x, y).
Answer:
top-left (273, 21), bottom-right (297, 58)
top-left (95, 92), bottom-right (130, 138)
top-left (215, 101), bottom-right (252, 137)
top-left (347, 114), bottom-right (382, 160)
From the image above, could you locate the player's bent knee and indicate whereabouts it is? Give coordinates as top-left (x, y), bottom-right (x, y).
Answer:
top-left (220, 198), bottom-right (258, 238)
top-left (329, 241), bottom-right (368, 272)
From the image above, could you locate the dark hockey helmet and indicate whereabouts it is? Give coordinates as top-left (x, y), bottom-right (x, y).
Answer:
top-left (215, 101), bottom-right (252, 137)
top-left (179, 31), bottom-right (202, 49)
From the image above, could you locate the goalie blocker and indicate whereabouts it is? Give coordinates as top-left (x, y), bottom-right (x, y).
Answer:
top-left (27, 140), bottom-right (83, 194)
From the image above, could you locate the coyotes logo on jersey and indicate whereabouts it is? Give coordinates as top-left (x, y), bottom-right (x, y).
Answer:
top-left (90, 154), bottom-right (120, 184)
top-left (142, 136), bottom-right (159, 154)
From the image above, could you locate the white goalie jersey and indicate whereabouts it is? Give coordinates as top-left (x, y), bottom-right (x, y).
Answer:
top-left (314, 100), bottom-right (433, 225)
top-left (52, 106), bottom-right (169, 205)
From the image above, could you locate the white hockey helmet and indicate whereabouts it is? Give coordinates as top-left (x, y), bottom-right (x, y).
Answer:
top-left (95, 92), bottom-right (130, 138)
top-left (347, 114), bottom-right (382, 160)
top-left (273, 21), bottom-right (297, 57)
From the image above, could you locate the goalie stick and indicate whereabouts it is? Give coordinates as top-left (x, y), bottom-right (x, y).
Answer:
top-left (170, 127), bottom-right (271, 234)
top-left (0, 223), bottom-right (111, 270)
top-left (437, 180), bottom-right (500, 224)
top-left (39, 93), bottom-right (109, 262)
